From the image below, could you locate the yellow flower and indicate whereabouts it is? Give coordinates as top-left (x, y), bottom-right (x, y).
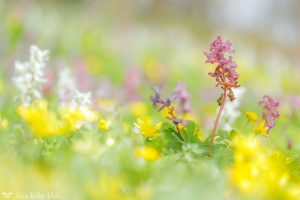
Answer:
top-left (229, 135), bottom-right (295, 199)
top-left (18, 100), bottom-right (70, 138)
top-left (60, 105), bottom-right (97, 131)
top-left (134, 146), bottom-right (160, 161)
top-left (98, 119), bottom-right (111, 131)
top-left (232, 135), bottom-right (261, 161)
top-left (134, 118), bottom-right (161, 138)
top-left (252, 120), bottom-right (268, 136)
top-left (246, 112), bottom-right (259, 122)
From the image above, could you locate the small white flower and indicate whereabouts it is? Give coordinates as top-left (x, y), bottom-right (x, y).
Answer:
top-left (72, 90), bottom-right (92, 107)
top-left (30, 45), bottom-right (49, 66)
top-left (219, 87), bottom-right (246, 131)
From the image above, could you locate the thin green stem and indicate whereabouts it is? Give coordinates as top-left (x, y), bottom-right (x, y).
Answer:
top-left (167, 106), bottom-right (184, 141)
top-left (209, 90), bottom-right (227, 155)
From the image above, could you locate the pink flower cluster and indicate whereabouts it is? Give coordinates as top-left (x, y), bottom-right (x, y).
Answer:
top-left (204, 35), bottom-right (239, 84)
top-left (172, 82), bottom-right (191, 114)
top-left (259, 95), bottom-right (280, 133)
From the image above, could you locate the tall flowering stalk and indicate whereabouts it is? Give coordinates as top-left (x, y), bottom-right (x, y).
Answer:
top-left (259, 95), bottom-right (280, 133)
top-left (13, 45), bottom-right (49, 105)
top-left (204, 36), bottom-right (240, 153)
top-left (150, 85), bottom-right (185, 141)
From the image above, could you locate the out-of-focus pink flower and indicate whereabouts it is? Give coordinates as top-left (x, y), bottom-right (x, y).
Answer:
top-left (290, 95), bottom-right (300, 110)
top-left (259, 95), bottom-right (280, 133)
top-left (172, 82), bottom-right (191, 114)
top-left (204, 35), bottom-right (239, 84)
top-left (74, 59), bottom-right (92, 92)
top-left (123, 67), bottom-right (142, 101)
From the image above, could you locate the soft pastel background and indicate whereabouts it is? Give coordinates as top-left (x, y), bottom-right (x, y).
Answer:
top-left (0, 1), bottom-right (300, 200)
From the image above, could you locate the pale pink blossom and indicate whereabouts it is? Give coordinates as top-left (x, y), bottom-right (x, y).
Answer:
top-left (259, 95), bottom-right (280, 133)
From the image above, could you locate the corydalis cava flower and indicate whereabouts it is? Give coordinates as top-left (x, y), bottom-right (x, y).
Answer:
top-left (150, 84), bottom-right (171, 112)
top-left (204, 35), bottom-right (241, 101)
top-left (204, 35), bottom-right (239, 83)
top-left (13, 45), bottom-right (49, 105)
top-left (204, 35), bottom-right (240, 151)
top-left (259, 95), bottom-right (280, 133)
top-left (150, 85), bottom-right (185, 139)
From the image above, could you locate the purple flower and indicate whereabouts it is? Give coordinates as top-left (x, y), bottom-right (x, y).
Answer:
top-left (259, 95), bottom-right (280, 133)
top-left (172, 82), bottom-right (191, 114)
top-left (204, 35), bottom-right (240, 86)
top-left (166, 117), bottom-right (188, 126)
top-left (150, 84), bottom-right (167, 110)
top-left (150, 84), bottom-right (186, 132)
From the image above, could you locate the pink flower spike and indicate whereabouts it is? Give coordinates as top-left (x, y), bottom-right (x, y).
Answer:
top-left (259, 95), bottom-right (280, 133)
top-left (204, 35), bottom-right (240, 90)
top-left (204, 36), bottom-right (241, 154)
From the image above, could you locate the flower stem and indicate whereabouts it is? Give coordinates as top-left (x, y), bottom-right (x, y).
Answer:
top-left (209, 90), bottom-right (227, 155)
top-left (167, 106), bottom-right (184, 141)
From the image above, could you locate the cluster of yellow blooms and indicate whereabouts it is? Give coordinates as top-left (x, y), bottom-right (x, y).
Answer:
top-left (245, 111), bottom-right (268, 136)
top-left (133, 118), bottom-right (162, 161)
top-left (18, 100), bottom-right (70, 138)
top-left (228, 135), bottom-right (300, 199)
top-left (18, 100), bottom-right (99, 138)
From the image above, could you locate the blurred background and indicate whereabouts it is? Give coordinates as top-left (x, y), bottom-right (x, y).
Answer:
top-left (1, 0), bottom-right (300, 82)
top-left (0, 0), bottom-right (300, 127)
top-left (1, 1), bottom-right (300, 199)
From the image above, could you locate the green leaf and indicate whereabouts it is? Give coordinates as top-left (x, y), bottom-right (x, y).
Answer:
top-left (229, 129), bottom-right (238, 140)
top-left (182, 121), bottom-right (200, 144)
top-left (160, 122), bottom-right (182, 150)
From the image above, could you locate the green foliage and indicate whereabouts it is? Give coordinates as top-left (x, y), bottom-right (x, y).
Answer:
top-left (181, 121), bottom-right (199, 143)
